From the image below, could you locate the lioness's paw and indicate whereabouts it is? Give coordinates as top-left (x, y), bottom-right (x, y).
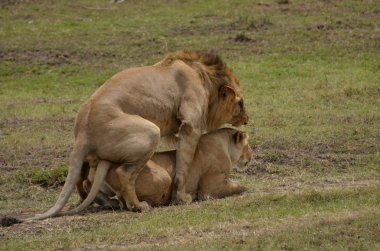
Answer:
top-left (240, 185), bottom-right (248, 193)
top-left (176, 192), bottom-right (192, 205)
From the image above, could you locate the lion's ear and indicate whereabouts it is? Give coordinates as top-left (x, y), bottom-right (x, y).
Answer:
top-left (233, 131), bottom-right (249, 145)
top-left (219, 85), bottom-right (236, 100)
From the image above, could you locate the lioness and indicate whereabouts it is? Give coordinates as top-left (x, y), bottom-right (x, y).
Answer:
top-left (78, 128), bottom-right (252, 208)
top-left (24, 50), bottom-right (248, 221)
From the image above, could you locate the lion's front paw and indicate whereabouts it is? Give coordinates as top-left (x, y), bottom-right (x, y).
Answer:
top-left (139, 201), bottom-right (151, 212)
top-left (176, 192), bottom-right (192, 205)
top-left (132, 201), bottom-right (151, 212)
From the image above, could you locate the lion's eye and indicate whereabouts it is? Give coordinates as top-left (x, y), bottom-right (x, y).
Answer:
top-left (238, 100), bottom-right (244, 110)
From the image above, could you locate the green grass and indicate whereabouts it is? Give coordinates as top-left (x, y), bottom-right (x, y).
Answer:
top-left (1, 186), bottom-right (379, 250)
top-left (0, 0), bottom-right (379, 250)
top-left (13, 165), bottom-right (68, 188)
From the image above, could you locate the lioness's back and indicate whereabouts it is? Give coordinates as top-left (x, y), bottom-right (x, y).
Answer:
top-left (150, 150), bottom-right (176, 179)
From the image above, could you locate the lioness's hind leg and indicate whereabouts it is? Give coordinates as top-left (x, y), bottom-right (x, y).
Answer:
top-left (198, 173), bottom-right (243, 200)
top-left (82, 179), bottom-right (120, 209)
top-left (223, 181), bottom-right (243, 196)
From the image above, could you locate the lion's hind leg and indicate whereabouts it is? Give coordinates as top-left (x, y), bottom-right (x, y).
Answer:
top-left (94, 114), bottom-right (161, 212)
top-left (115, 164), bottom-right (151, 211)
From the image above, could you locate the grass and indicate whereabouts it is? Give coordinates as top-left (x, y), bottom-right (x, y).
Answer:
top-left (0, 0), bottom-right (379, 250)
top-left (2, 187), bottom-right (379, 250)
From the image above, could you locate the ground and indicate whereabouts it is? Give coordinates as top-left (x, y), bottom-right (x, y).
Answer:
top-left (0, 0), bottom-right (379, 250)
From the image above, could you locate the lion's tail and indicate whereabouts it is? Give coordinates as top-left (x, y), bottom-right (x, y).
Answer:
top-left (25, 139), bottom-right (88, 221)
top-left (57, 160), bottom-right (112, 216)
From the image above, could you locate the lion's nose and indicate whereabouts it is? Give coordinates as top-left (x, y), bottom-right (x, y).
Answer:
top-left (244, 117), bottom-right (249, 125)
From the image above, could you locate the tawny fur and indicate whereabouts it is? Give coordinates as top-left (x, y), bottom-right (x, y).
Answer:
top-left (78, 128), bottom-right (252, 207)
top-left (24, 50), bottom-right (248, 221)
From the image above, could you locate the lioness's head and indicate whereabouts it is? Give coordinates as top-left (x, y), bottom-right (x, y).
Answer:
top-left (230, 130), bottom-right (252, 169)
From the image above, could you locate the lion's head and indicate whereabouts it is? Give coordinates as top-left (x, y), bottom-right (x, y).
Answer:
top-left (205, 60), bottom-right (249, 130)
top-left (217, 82), bottom-right (249, 128)
top-left (160, 50), bottom-right (249, 131)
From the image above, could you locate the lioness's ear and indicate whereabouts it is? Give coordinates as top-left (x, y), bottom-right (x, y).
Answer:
top-left (219, 85), bottom-right (236, 100)
top-left (233, 131), bottom-right (249, 145)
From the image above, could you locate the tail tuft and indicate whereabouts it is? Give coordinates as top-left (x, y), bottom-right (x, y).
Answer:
top-left (1, 216), bottom-right (23, 227)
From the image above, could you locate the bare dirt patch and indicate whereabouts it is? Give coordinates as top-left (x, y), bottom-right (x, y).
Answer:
top-left (0, 117), bottom-right (73, 170)
top-left (237, 143), bottom-right (377, 177)
top-left (0, 49), bottom-right (118, 66)
top-left (0, 147), bottom-right (70, 171)
top-left (0, 0), bottom-right (31, 8)
top-left (253, 178), bottom-right (380, 195)
top-left (1, 98), bottom-right (81, 107)
top-left (293, 1), bottom-right (340, 16)
top-left (0, 50), bottom-right (76, 65)
top-left (0, 208), bottom-right (120, 239)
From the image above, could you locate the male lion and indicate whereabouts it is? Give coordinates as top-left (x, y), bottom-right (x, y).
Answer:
top-left (23, 50), bottom-right (248, 221)
top-left (77, 128), bottom-right (252, 209)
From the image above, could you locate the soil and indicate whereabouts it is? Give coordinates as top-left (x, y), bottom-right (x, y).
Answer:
top-left (0, 49), bottom-right (118, 66)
